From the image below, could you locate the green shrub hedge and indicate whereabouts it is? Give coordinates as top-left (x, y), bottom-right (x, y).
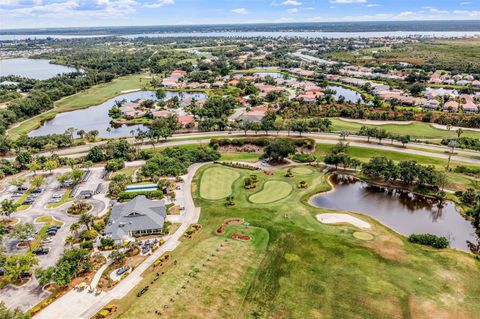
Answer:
top-left (408, 233), bottom-right (449, 249)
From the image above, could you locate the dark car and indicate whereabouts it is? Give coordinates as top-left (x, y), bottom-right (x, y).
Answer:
top-left (31, 188), bottom-right (42, 194)
top-left (33, 247), bottom-right (49, 255)
top-left (116, 266), bottom-right (130, 276)
top-left (23, 199), bottom-right (34, 205)
top-left (20, 271), bottom-right (32, 279)
top-left (17, 186), bottom-right (28, 191)
top-left (0, 267), bottom-right (5, 276)
top-left (46, 230), bottom-right (57, 236)
top-left (48, 225), bottom-right (61, 230)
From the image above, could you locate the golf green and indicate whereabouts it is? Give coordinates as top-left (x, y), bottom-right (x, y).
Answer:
top-left (291, 166), bottom-right (314, 175)
top-left (353, 232), bottom-right (375, 241)
top-left (200, 166), bottom-right (240, 200)
top-left (249, 181), bottom-right (293, 204)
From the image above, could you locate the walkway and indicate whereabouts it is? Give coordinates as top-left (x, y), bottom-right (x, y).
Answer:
top-left (34, 163), bottom-right (204, 319)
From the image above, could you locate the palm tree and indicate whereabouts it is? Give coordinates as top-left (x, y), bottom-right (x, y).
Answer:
top-left (79, 213), bottom-right (94, 231)
top-left (70, 222), bottom-right (80, 237)
top-left (446, 140), bottom-right (459, 170)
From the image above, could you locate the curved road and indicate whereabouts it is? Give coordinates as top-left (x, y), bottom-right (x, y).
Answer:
top-left (9, 130), bottom-right (480, 165)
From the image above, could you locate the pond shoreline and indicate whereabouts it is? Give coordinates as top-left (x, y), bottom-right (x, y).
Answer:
top-left (309, 172), bottom-right (478, 253)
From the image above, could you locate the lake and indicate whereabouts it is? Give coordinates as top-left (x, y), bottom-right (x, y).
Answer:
top-left (310, 174), bottom-right (478, 252)
top-left (326, 85), bottom-right (364, 103)
top-left (28, 90), bottom-right (207, 138)
top-left (0, 58), bottom-right (79, 80)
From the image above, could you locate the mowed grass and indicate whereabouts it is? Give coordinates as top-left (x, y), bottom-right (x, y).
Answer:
top-left (8, 73), bottom-right (149, 138)
top-left (219, 152), bottom-right (261, 163)
top-left (114, 164), bottom-right (480, 318)
top-left (290, 166), bottom-right (314, 175)
top-left (330, 118), bottom-right (480, 140)
top-left (115, 226), bottom-right (269, 319)
top-left (249, 180), bottom-right (293, 204)
top-left (199, 166), bottom-right (240, 200)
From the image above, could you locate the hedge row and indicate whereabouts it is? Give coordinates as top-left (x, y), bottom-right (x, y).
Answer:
top-left (408, 233), bottom-right (449, 249)
top-left (210, 137), bottom-right (315, 150)
top-left (118, 190), bottom-right (164, 201)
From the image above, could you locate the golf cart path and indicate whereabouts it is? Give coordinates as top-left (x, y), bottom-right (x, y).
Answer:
top-left (34, 163), bottom-right (204, 319)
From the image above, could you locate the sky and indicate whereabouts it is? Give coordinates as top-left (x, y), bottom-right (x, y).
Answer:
top-left (1, 0), bottom-right (479, 30)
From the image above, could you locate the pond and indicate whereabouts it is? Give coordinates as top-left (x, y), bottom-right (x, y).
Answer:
top-left (326, 85), bottom-right (364, 103)
top-left (28, 90), bottom-right (207, 138)
top-left (0, 58), bottom-right (80, 80)
top-left (310, 175), bottom-right (478, 252)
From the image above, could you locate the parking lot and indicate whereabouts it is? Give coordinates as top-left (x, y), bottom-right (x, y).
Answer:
top-left (0, 166), bottom-right (110, 311)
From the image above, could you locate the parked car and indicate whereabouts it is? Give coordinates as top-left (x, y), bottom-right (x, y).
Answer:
top-left (46, 230), bottom-right (57, 236)
top-left (20, 271), bottom-right (32, 279)
top-left (17, 186), bottom-right (28, 191)
top-left (33, 247), bottom-right (49, 255)
top-left (48, 225), bottom-right (61, 230)
top-left (116, 266), bottom-right (130, 276)
top-left (51, 193), bottom-right (62, 199)
top-left (31, 188), bottom-right (42, 194)
top-left (41, 237), bottom-right (53, 244)
top-left (49, 198), bottom-right (61, 203)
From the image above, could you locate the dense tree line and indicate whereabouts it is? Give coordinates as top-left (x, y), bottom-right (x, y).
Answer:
top-left (362, 157), bottom-right (446, 189)
top-left (140, 146), bottom-right (220, 179)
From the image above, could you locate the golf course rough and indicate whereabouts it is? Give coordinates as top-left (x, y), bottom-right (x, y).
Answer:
top-left (200, 166), bottom-right (241, 200)
top-left (249, 180), bottom-right (293, 204)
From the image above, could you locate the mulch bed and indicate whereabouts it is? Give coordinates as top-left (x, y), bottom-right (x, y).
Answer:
top-left (216, 218), bottom-right (245, 234)
top-left (231, 234), bottom-right (252, 241)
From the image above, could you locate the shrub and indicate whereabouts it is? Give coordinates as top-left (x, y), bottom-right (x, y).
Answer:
top-left (292, 152), bottom-right (317, 163)
top-left (67, 202), bottom-right (92, 215)
top-left (80, 241), bottom-right (94, 249)
top-left (408, 233), bottom-right (449, 249)
top-left (80, 229), bottom-right (99, 241)
top-left (118, 190), bottom-right (164, 201)
top-left (105, 158), bottom-right (125, 172)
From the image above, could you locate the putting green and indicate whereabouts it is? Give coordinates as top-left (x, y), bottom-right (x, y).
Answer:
top-left (290, 166), bottom-right (313, 175)
top-left (249, 181), bottom-right (293, 204)
top-left (200, 167), bottom-right (240, 200)
top-left (353, 232), bottom-right (374, 241)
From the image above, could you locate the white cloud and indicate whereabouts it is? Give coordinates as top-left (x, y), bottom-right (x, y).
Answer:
top-left (453, 10), bottom-right (480, 17)
top-left (421, 6), bottom-right (448, 14)
top-left (329, 0), bottom-right (367, 3)
top-left (281, 0), bottom-right (302, 5)
top-left (460, 1), bottom-right (472, 5)
top-left (144, 0), bottom-right (174, 8)
top-left (287, 8), bottom-right (299, 13)
top-left (231, 7), bottom-right (249, 14)
top-left (271, 0), bottom-right (302, 6)
top-left (365, 4), bottom-right (379, 7)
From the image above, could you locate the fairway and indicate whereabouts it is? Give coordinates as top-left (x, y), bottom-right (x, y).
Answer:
top-left (199, 166), bottom-right (240, 200)
top-left (249, 180), bottom-right (293, 204)
top-left (291, 166), bottom-right (314, 175)
top-left (330, 118), bottom-right (480, 140)
top-left (8, 73), bottom-right (149, 138)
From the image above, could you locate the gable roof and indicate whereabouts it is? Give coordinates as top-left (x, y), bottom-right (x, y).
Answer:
top-left (105, 196), bottom-right (166, 241)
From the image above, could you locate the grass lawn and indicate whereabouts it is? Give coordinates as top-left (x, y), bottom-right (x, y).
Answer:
top-left (290, 166), bottom-right (314, 175)
top-left (330, 118), bottom-right (480, 140)
top-left (219, 152), bottom-right (261, 163)
top-left (34, 215), bottom-right (64, 226)
top-left (8, 73), bottom-right (150, 138)
top-left (249, 180), bottom-right (293, 204)
top-left (199, 166), bottom-right (240, 200)
top-left (46, 189), bottom-right (73, 208)
top-left (113, 164), bottom-right (480, 318)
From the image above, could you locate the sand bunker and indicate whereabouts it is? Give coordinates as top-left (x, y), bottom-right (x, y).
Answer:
top-left (316, 213), bottom-right (371, 229)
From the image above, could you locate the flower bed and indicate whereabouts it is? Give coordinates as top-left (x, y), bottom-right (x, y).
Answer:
top-left (184, 224), bottom-right (202, 239)
top-left (231, 233), bottom-right (251, 241)
top-left (216, 218), bottom-right (245, 234)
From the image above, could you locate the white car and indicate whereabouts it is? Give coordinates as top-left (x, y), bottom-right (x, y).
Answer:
top-left (41, 237), bottom-right (53, 244)
top-left (51, 193), bottom-right (62, 199)
top-left (49, 198), bottom-right (61, 203)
